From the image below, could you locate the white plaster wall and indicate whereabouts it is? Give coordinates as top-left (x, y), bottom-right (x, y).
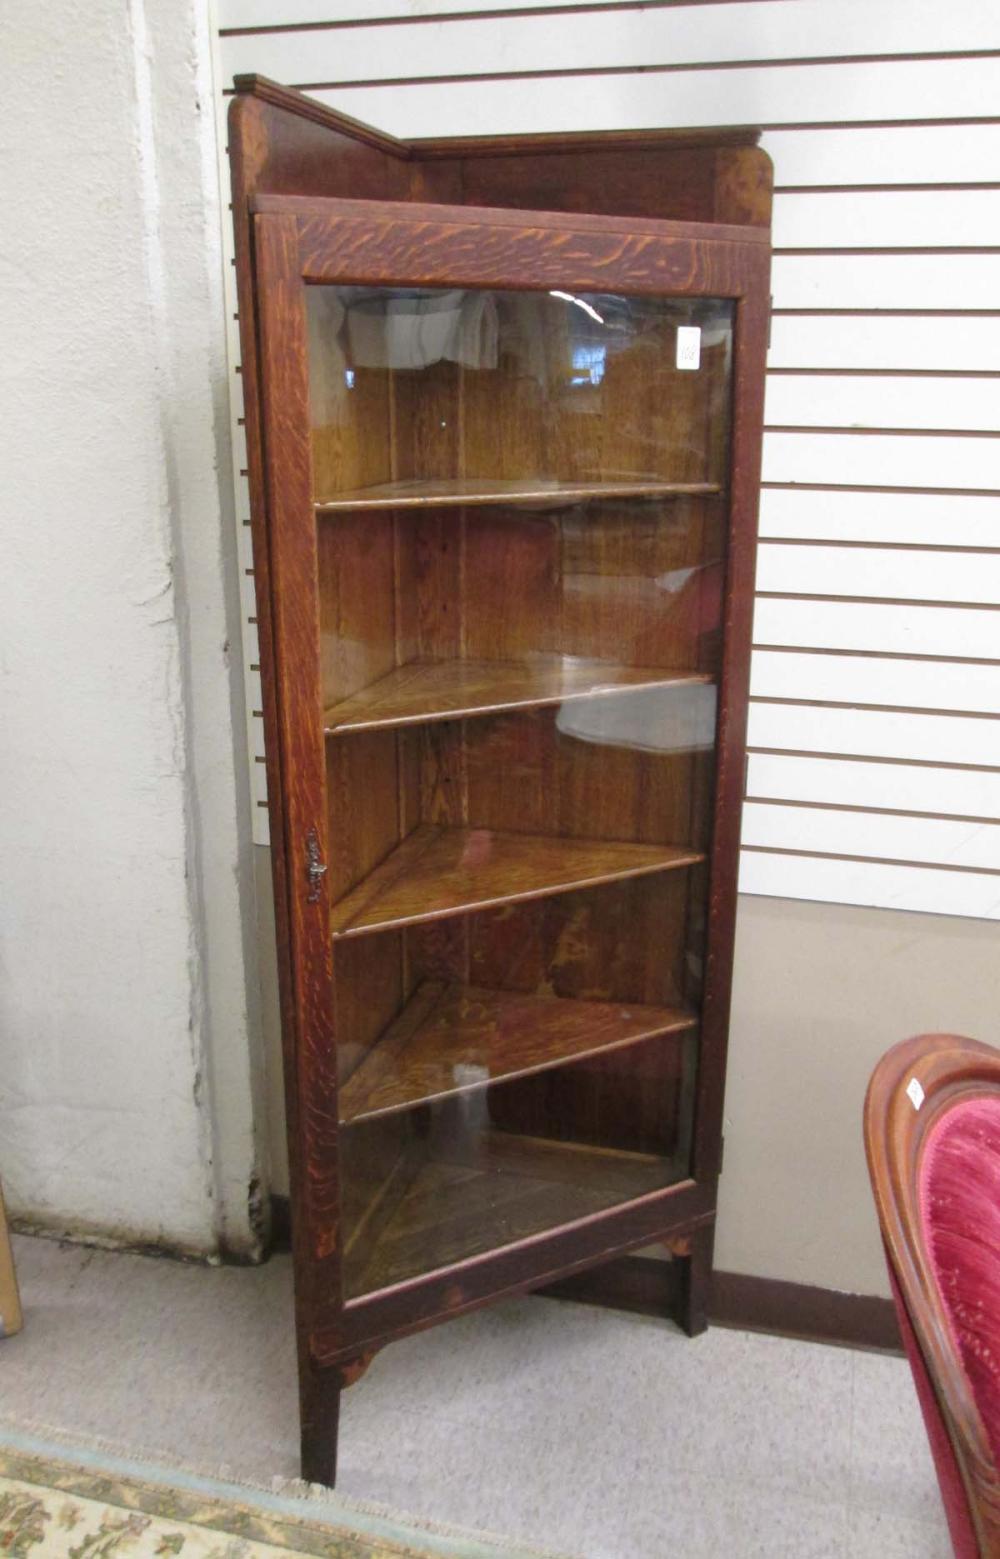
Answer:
top-left (0, 0), bottom-right (265, 1254)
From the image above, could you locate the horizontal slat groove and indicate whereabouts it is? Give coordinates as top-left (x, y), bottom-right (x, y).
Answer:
top-left (758, 118), bottom-right (1000, 131)
top-left (744, 800), bottom-right (1000, 870)
top-left (746, 795), bottom-right (1000, 827)
top-left (741, 844), bottom-right (1000, 878)
top-left (774, 246), bottom-right (1000, 255)
top-left (762, 482), bottom-right (1000, 497)
top-left (273, 54), bottom-right (1000, 93)
top-left (763, 425), bottom-right (1000, 439)
top-left (772, 309), bottom-right (1000, 317)
top-left (766, 368), bottom-right (1000, 378)
top-left (748, 746), bottom-right (1000, 776)
top-left (220, 0), bottom-right (805, 37)
top-left (775, 181), bottom-right (1000, 193)
top-left (750, 696), bottom-right (1000, 722)
top-left (757, 539), bottom-right (1000, 555)
top-left (756, 593), bottom-right (1000, 611)
top-left (753, 645), bottom-right (1000, 667)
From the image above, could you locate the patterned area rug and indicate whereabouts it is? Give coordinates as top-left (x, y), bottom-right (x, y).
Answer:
top-left (0, 1435), bottom-right (559, 1559)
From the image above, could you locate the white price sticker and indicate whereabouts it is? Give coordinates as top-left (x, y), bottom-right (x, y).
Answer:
top-left (906, 1077), bottom-right (925, 1111)
top-left (676, 326), bottom-right (701, 371)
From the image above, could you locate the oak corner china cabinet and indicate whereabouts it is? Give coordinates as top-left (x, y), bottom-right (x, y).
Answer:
top-left (229, 75), bottom-right (772, 1486)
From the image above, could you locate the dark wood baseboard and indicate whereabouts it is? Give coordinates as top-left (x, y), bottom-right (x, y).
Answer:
top-left (711, 1266), bottom-right (900, 1353)
top-left (268, 1195), bottom-right (900, 1355)
top-left (539, 1254), bottom-right (901, 1354)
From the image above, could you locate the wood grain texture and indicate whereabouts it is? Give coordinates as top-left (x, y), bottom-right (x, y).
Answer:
top-left (292, 204), bottom-right (764, 297)
top-left (327, 1176), bottom-right (716, 1360)
top-left (325, 658), bottom-right (713, 733)
top-left (427, 873), bottom-right (696, 1009)
top-left (865, 1032), bottom-right (1000, 1554)
top-left (449, 144), bottom-right (770, 227)
top-left (253, 189), bottom-right (769, 245)
top-left (342, 1125), bottom-right (686, 1300)
top-left (329, 823), bottom-right (704, 938)
top-left (231, 75), bottom-right (771, 1484)
top-left (231, 76), bottom-right (765, 168)
top-left (254, 216), bottom-right (342, 1255)
top-left (314, 477), bottom-right (720, 510)
top-left (339, 979), bottom-right (696, 1122)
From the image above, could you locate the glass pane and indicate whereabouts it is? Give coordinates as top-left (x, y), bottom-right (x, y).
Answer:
top-left (340, 1029), bottom-right (696, 1300)
top-left (310, 283), bottom-right (732, 1299)
top-left (307, 286), bottom-right (732, 501)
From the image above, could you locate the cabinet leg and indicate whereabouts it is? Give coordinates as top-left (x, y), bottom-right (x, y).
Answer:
top-left (676, 1223), bottom-right (714, 1338)
top-left (299, 1363), bottom-right (341, 1488)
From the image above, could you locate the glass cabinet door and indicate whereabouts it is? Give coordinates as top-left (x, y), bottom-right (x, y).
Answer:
top-left (306, 283), bottom-right (733, 1300)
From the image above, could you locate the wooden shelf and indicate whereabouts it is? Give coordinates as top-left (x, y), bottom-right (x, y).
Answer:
top-left (343, 1128), bottom-right (683, 1299)
top-left (330, 825), bottom-right (704, 939)
top-left (325, 658), bottom-right (712, 734)
top-left (315, 476), bottom-right (721, 513)
top-left (339, 981), bottom-right (696, 1124)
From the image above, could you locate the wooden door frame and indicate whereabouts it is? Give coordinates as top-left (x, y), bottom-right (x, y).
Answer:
top-left (250, 193), bottom-right (769, 1476)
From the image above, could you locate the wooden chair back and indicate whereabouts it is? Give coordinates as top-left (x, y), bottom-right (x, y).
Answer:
top-left (865, 1033), bottom-right (1000, 1556)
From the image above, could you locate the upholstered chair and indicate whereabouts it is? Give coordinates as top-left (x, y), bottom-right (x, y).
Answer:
top-left (865, 1033), bottom-right (1000, 1557)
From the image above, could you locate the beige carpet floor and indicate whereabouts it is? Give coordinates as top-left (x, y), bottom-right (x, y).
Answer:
top-left (1, 1234), bottom-right (950, 1558)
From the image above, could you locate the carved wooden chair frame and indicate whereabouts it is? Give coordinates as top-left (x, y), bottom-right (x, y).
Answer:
top-left (865, 1032), bottom-right (1000, 1553)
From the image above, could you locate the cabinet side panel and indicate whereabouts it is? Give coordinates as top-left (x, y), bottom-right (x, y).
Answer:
top-left (692, 266), bottom-right (770, 1183)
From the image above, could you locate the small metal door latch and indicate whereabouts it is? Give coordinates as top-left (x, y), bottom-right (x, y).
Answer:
top-left (306, 828), bottom-right (327, 902)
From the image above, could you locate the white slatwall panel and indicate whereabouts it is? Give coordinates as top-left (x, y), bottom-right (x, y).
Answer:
top-left (759, 488), bottom-right (1000, 546)
top-left (747, 754), bottom-right (1000, 819)
top-left (763, 432), bottom-right (997, 489)
top-left (753, 599), bottom-right (1000, 659)
top-left (751, 651), bottom-right (1000, 714)
top-left (771, 255), bottom-right (999, 310)
top-left (774, 190), bottom-right (1000, 248)
top-left (767, 316), bottom-right (1000, 372)
top-left (220, 6), bottom-right (997, 82)
top-left (763, 125), bottom-right (1000, 185)
top-left (764, 376), bottom-right (997, 431)
top-left (289, 59), bottom-right (1000, 137)
top-left (756, 546), bottom-right (1000, 602)
top-left (212, 0), bottom-right (1000, 916)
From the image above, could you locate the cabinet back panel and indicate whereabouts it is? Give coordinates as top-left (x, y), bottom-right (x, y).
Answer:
top-left (404, 702), bottom-right (714, 848)
top-left (317, 512), bottom-right (396, 706)
top-left (398, 511), bottom-right (464, 663)
top-left (333, 933), bottom-right (409, 1087)
top-left (389, 360), bottom-right (463, 483)
top-left (325, 729), bottom-right (403, 901)
top-left (484, 1029), bottom-right (694, 1159)
top-left (408, 873), bottom-right (692, 1010)
top-left (308, 285), bottom-right (393, 494)
top-left (318, 494), bottom-right (724, 713)
top-left (558, 499), bottom-right (718, 667)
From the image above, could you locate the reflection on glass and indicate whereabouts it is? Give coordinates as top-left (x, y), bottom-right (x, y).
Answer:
top-left (307, 285), bottom-right (733, 502)
top-left (340, 1029), bottom-right (697, 1300)
top-left (309, 284), bottom-right (732, 1298)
